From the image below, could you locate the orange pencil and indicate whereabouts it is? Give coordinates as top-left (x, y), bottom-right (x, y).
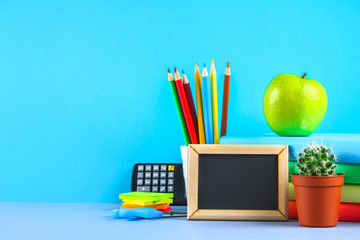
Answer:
top-left (220, 62), bottom-right (231, 137)
top-left (174, 68), bottom-right (198, 144)
top-left (194, 63), bottom-right (206, 144)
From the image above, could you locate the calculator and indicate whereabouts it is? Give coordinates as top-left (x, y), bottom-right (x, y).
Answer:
top-left (131, 163), bottom-right (186, 205)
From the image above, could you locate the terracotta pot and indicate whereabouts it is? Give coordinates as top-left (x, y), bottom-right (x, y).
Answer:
top-left (291, 173), bottom-right (345, 227)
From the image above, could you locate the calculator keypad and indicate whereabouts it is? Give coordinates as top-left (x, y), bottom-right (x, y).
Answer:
top-left (137, 186), bottom-right (150, 192)
top-left (135, 164), bottom-right (175, 193)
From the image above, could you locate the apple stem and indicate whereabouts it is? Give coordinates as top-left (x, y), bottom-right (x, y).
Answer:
top-left (302, 73), bottom-right (307, 79)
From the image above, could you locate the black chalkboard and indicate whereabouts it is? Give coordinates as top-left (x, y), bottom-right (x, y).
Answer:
top-left (198, 154), bottom-right (278, 210)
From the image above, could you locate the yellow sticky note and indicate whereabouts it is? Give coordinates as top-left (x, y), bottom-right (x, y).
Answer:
top-left (123, 198), bottom-right (173, 206)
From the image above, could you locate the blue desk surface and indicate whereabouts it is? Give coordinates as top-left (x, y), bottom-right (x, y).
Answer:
top-left (0, 203), bottom-right (358, 240)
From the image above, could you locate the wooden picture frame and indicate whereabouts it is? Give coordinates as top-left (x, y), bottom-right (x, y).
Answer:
top-left (187, 144), bottom-right (289, 221)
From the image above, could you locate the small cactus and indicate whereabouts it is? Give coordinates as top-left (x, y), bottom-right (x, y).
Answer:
top-left (297, 145), bottom-right (337, 176)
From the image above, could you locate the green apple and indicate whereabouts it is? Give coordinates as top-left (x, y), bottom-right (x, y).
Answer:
top-left (263, 73), bottom-right (327, 136)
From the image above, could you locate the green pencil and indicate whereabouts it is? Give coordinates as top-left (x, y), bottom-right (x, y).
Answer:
top-left (168, 68), bottom-right (190, 145)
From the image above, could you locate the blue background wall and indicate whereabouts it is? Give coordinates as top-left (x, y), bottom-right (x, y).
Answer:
top-left (0, 0), bottom-right (359, 202)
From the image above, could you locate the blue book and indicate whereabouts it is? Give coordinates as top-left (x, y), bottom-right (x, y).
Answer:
top-left (220, 134), bottom-right (360, 164)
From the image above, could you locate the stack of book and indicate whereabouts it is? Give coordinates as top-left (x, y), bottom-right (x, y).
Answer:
top-left (289, 156), bottom-right (360, 221)
top-left (119, 192), bottom-right (174, 212)
top-left (220, 134), bottom-right (360, 221)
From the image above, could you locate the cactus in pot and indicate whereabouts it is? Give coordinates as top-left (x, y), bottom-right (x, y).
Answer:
top-left (291, 145), bottom-right (344, 227)
top-left (297, 145), bottom-right (337, 176)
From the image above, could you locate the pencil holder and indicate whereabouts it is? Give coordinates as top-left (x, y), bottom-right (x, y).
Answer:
top-left (180, 145), bottom-right (188, 196)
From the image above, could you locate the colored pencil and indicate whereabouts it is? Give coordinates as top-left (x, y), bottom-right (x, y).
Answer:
top-left (174, 68), bottom-right (198, 144)
top-left (183, 70), bottom-right (199, 140)
top-left (210, 60), bottom-right (219, 144)
top-left (168, 69), bottom-right (190, 145)
top-left (194, 64), bottom-right (206, 144)
top-left (220, 62), bottom-right (231, 137)
top-left (202, 64), bottom-right (213, 144)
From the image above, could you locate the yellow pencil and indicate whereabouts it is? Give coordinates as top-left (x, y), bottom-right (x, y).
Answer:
top-left (210, 59), bottom-right (219, 144)
top-left (194, 63), bottom-right (206, 144)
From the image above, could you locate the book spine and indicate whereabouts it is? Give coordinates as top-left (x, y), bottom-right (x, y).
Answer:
top-left (220, 134), bottom-right (360, 163)
top-left (289, 183), bottom-right (360, 203)
top-left (289, 161), bottom-right (360, 184)
top-left (289, 200), bottom-right (360, 221)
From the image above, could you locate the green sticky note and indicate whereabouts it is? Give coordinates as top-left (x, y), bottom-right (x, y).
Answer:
top-left (151, 198), bottom-right (173, 205)
top-left (119, 192), bottom-right (174, 201)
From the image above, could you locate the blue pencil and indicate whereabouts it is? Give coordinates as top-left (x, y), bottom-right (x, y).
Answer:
top-left (202, 63), bottom-right (213, 144)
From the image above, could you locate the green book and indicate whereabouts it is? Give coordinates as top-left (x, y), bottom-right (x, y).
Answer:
top-left (289, 161), bottom-right (360, 184)
top-left (289, 183), bottom-right (360, 203)
top-left (119, 192), bottom-right (173, 201)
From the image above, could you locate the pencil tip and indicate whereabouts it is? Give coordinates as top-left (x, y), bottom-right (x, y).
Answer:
top-left (168, 68), bottom-right (170, 73)
top-left (212, 59), bottom-right (214, 64)
top-left (203, 63), bottom-right (206, 68)
top-left (227, 62), bottom-right (229, 67)
top-left (174, 67), bottom-right (177, 73)
top-left (182, 69), bottom-right (184, 74)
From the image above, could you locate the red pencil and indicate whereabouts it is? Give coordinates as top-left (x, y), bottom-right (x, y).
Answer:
top-left (220, 62), bottom-right (231, 137)
top-left (174, 68), bottom-right (198, 144)
top-left (183, 70), bottom-right (199, 139)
